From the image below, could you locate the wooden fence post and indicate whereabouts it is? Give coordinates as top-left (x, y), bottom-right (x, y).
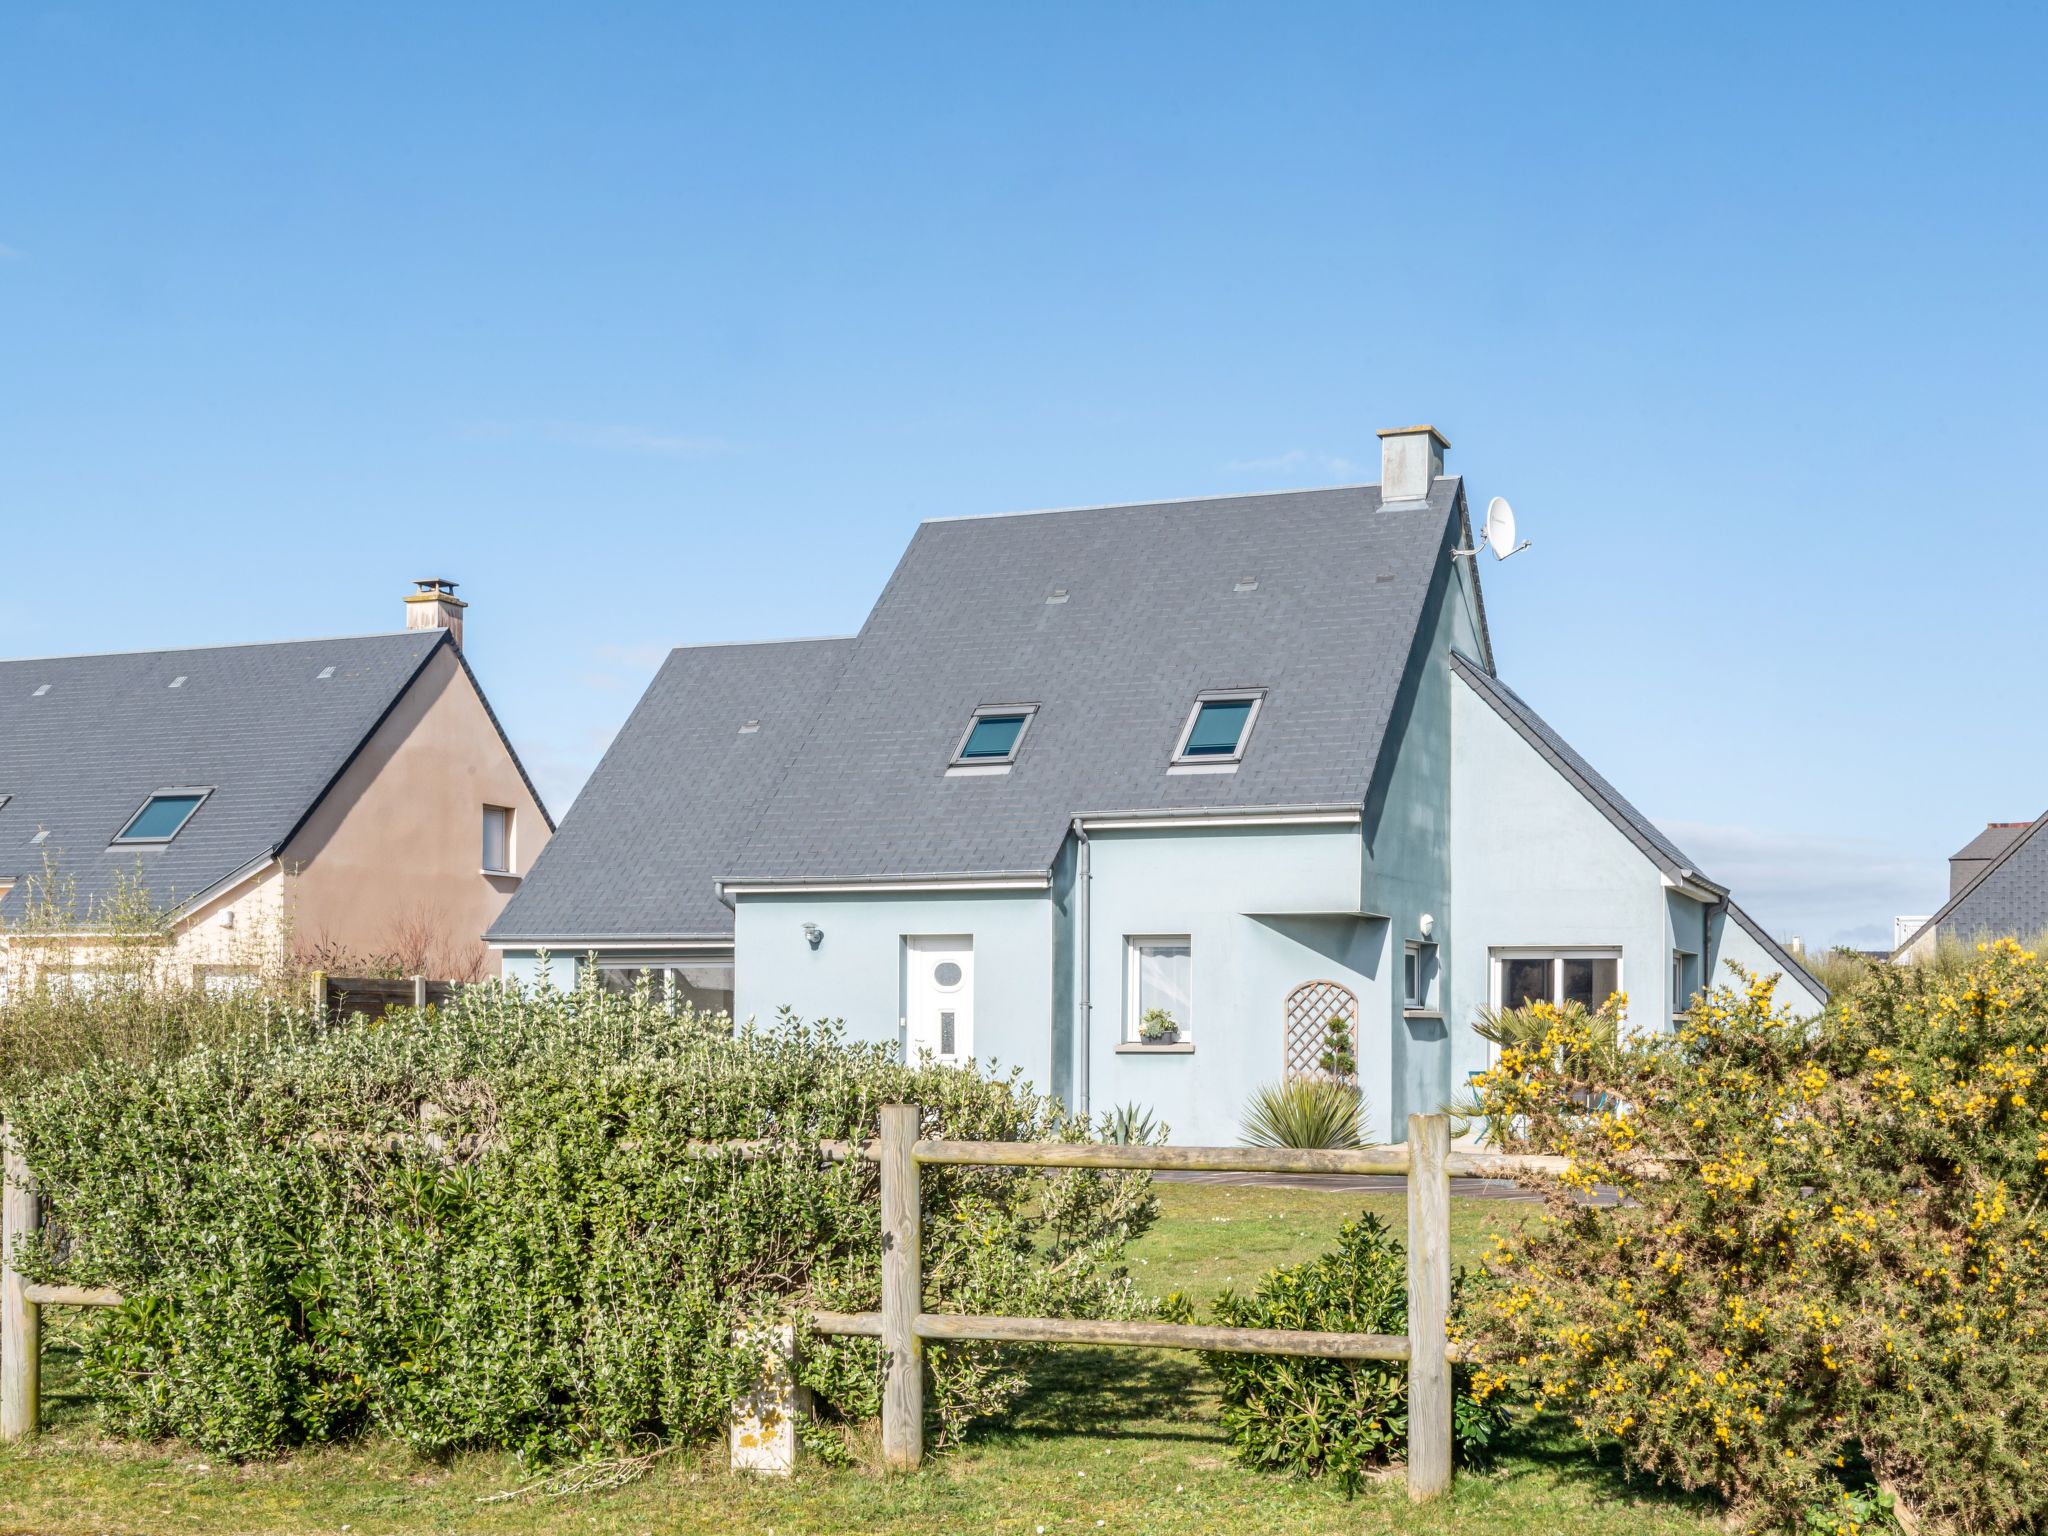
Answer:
top-left (1406, 1112), bottom-right (1452, 1500)
top-left (879, 1102), bottom-right (923, 1470)
top-left (1, 1124), bottom-right (40, 1441)
top-left (309, 970), bottom-right (329, 1019)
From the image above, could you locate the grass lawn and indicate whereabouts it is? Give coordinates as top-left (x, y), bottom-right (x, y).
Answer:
top-left (0, 1182), bottom-right (1719, 1536)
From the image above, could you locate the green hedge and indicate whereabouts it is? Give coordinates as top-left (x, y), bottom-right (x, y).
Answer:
top-left (7, 975), bottom-right (1154, 1460)
top-left (1466, 946), bottom-right (2048, 1534)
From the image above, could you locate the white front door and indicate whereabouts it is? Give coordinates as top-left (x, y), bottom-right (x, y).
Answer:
top-left (905, 935), bottom-right (973, 1065)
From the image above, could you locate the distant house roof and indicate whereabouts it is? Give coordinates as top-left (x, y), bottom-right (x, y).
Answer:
top-left (1895, 810), bottom-right (2048, 958)
top-left (486, 637), bottom-right (856, 944)
top-left (1952, 822), bottom-right (2033, 863)
top-left (1448, 650), bottom-right (1826, 1005)
top-left (0, 630), bottom-right (480, 924)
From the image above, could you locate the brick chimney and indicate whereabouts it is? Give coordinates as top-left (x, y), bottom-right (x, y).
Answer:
top-left (1377, 424), bottom-right (1449, 503)
top-left (404, 578), bottom-right (466, 648)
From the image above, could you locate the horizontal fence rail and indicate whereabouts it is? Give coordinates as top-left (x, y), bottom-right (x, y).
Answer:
top-left (2, 1108), bottom-right (1567, 1493)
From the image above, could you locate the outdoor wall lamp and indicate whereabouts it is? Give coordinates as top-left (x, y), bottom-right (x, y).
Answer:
top-left (803, 923), bottom-right (823, 950)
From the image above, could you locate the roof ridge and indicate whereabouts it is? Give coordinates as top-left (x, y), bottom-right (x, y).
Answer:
top-left (0, 629), bottom-right (428, 665)
top-left (918, 478), bottom-right (1435, 525)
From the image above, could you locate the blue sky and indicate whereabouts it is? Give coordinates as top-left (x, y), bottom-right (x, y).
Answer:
top-left (3, 3), bottom-right (2043, 950)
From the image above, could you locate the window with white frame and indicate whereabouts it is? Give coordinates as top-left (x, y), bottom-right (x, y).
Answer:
top-left (1493, 949), bottom-right (1621, 1013)
top-left (1126, 936), bottom-right (1192, 1043)
top-left (482, 805), bottom-right (514, 874)
top-left (1672, 950), bottom-right (1697, 1018)
top-left (1404, 941), bottom-right (1439, 1011)
top-left (1169, 691), bottom-right (1264, 768)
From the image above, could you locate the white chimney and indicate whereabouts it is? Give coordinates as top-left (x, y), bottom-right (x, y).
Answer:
top-left (404, 578), bottom-right (467, 647)
top-left (1377, 425), bottom-right (1449, 503)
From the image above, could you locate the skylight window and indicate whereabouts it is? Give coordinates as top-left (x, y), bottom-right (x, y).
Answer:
top-left (113, 788), bottom-right (212, 845)
top-left (950, 705), bottom-right (1037, 770)
top-left (1170, 691), bottom-right (1265, 768)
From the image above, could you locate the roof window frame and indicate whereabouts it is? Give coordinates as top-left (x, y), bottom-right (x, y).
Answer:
top-left (1168, 689), bottom-right (1266, 772)
top-left (947, 703), bottom-right (1039, 775)
top-left (111, 786), bottom-right (215, 846)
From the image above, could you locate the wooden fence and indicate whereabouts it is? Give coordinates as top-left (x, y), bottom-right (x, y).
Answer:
top-left (0, 1106), bottom-right (1564, 1500)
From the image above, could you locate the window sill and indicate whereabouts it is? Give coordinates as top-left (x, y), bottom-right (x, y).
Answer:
top-left (1115, 1041), bottom-right (1194, 1054)
top-left (945, 762), bottom-right (1013, 777)
top-left (1402, 1008), bottom-right (1441, 1021)
top-left (1166, 761), bottom-right (1238, 776)
top-left (482, 869), bottom-right (521, 881)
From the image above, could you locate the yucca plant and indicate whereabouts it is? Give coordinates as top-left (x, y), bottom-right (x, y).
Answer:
top-left (1240, 1078), bottom-right (1370, 1149)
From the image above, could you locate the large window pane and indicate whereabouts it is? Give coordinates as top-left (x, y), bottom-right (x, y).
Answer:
top-left (1559, 957), bottom-right (1620, 1010)
top-left (1501, 957), bottom-right (1552, 1009)
top-left (1134, 940), bottom-right (1192, 1038)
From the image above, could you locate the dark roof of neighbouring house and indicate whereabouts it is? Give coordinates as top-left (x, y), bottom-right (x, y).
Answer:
top-left (486, 637), bottom-right (858, 943)
top-left (1447, 650), bottom-right (1827, 1005)
top-left (0, 630), bottom-right (452, 923)
top-left (1895, 810), bottom-right (2048, 958)
top-left (491, 478), bottom-right (1474, 939)
top-left (1951, 822), bottom-right (2031, 864)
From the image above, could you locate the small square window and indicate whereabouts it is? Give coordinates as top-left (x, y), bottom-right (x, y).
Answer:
top-left (113, 789), bottom-right (211, 845)
top-left (950, 705), bottom-right (1037, 767)
top-left (482, 806), bottom-right (514, 874)
top-left (1171, 691), bottom-right (1264, 766)
top-left (1126, 936), bottom-right (1192, 1043)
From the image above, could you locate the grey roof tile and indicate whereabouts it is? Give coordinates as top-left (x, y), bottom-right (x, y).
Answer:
top-left (0, 631), bottom-right (446, 921)
top-left (728, 481), bottom-right (1463, 880)
top-left (486, 637), bottom-right (856, 942)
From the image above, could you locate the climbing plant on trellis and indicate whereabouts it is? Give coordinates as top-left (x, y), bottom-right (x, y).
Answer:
top-left (1284, 980), bottom-right (1359, 1084)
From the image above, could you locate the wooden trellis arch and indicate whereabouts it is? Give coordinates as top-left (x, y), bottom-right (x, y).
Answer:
top-left (1284, 979), bottom-right (1360, 1084)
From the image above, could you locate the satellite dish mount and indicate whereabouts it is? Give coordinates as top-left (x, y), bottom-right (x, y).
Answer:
top-left (1452, 496), bottom-right (1532, 562)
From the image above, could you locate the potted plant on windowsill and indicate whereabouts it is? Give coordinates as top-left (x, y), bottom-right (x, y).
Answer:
top-left (1139, 1007), bottom-right (1182, 1046)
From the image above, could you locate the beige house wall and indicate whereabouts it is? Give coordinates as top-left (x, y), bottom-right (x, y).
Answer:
top-left (282, 643), bottom-right (550, 979)
top-left (0, 863), bottom-right (291, 993)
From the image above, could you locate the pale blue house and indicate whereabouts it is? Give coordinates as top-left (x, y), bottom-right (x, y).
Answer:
top-left (489, 425), bottom-right (1823, 1144)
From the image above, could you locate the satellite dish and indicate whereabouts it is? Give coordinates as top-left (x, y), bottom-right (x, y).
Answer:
top-left (1480, 496), bottom-right (1531, 560)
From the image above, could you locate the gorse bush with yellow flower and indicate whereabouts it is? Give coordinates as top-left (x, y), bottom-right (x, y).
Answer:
top-left (1464, 944), bottom-right (2048, 1535)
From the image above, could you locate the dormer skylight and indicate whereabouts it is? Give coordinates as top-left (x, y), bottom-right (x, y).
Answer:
top-left (1170, 691), bottom-right (1264, 771)
top-left (317, 666), bottom-right (336, 680)
top-left (31, 684), bottom-right (49, 697)
top-left (950, 705), bottom-right (1037, 772)
top-left (113, 788), bottom-right (212, 845)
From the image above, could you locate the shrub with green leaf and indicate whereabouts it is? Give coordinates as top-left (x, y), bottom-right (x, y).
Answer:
top-left (6, 970), bottom-right (1154, 1461)
top-left (1464, 945), bottom-right (2048, 1534)
top-left (1241, 1077), bottom-right (1368, 1148)
top-left (1163, 1213), bottom-right (1505, 1492)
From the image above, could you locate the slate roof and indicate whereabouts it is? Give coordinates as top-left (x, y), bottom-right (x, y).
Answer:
top-left (1895, 810), bottom-right (2048, 957)
top-left (486, 638), bottom-right (857, 942)
top-left (1952, 822), bottom-right (2032, 863)
top-left (1447, 650), bottom-right (1827, 1005)
top-left (1447, 650), bottom-right (1719, 891)
top-left (726, 480), bottom-right (1465, 881)
top-left (0, 631), bottom-right (449, 923)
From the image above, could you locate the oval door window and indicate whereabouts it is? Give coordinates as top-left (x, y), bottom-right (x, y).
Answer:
top-left (933, 961), bottom-right (963, 988)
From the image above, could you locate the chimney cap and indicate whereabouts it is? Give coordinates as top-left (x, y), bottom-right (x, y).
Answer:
top-left (411, 577), bottom-right (461, 599)
top-left (1375, 424), bottom-right (1452, 450)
